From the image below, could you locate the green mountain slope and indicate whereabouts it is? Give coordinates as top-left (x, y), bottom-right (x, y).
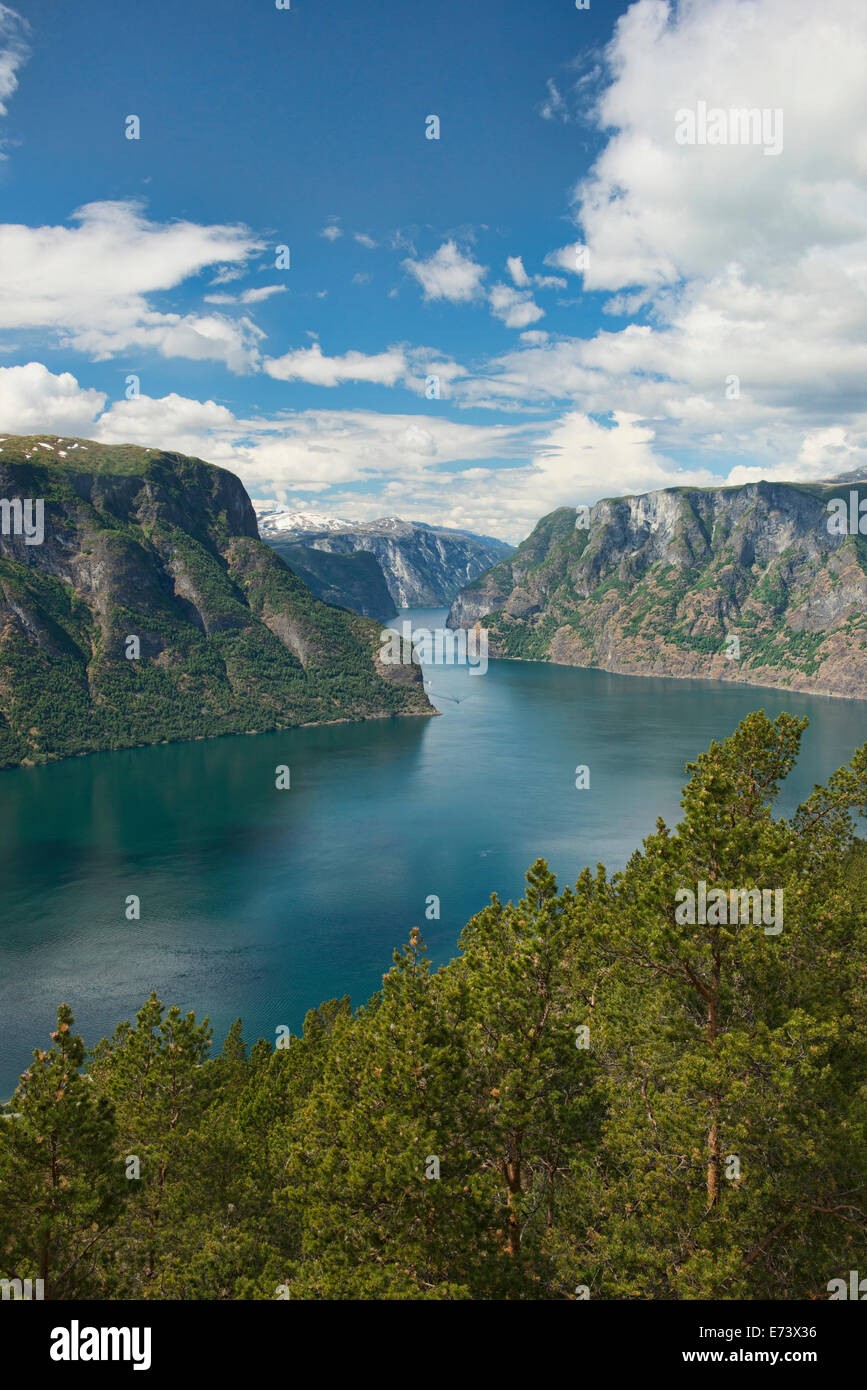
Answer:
top-left (447, 479), bottom-right (867, 698)
top-left (269, 541), bottom-right (397, 620)
top-left (0, 435), bottom-right (432, 767)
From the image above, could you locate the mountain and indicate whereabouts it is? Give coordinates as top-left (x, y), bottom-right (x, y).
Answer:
top-left (256, 506), bottom-right (513, 609)
top-left (0, 435), bottom-right (432, 768)
top-left (255, 507), bottom-right (353, 536)
top-left (447, 477), bottom-right (867, 699)
top-left (269, 543), bottom-right (397, 620)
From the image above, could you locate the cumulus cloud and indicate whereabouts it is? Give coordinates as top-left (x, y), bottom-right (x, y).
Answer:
top-left (0, 361), bottom-right (105, 434)
top-left (488, 283), bottom-right (545, 329)
top-left (403, 241), bottom-right (488, 303)
top-left (466, 0), bottom-right (867, 493)
top-left (4, 0), bottom-right (867, 542)
top-left (570, 0), bottom-right (867, 299)
top-left (507, 256), bottom-right (531, 289)
top-left (92, 391), bottom-right (542, 502)
top-left (93, 392), bottom-right (241, 458)
top-left (12, 357), bottom-right (863, 545)
top-left (320, 221), bottom-right (342, 241)
top-left (544, 242), bottom-right (591, 278)
top-left (354, 233), bottom-right (378, 248)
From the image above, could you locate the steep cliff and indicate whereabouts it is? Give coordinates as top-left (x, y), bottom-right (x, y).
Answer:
top-left (0, 435), bottom-right (432, 767)
top-left (447, 478), bottom-right (867, 699)
top-left (257, 508), bottom-right (512, 609)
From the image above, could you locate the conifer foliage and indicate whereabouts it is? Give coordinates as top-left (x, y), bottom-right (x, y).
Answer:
top-left (1, 713), bottom-right (865, 1299)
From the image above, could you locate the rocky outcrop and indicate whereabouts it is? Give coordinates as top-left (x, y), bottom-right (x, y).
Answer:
top-left (446, 479), bottom-right (867, 699)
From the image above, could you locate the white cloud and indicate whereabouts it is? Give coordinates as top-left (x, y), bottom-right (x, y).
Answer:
top-left (571, 0), bottom-right (867, 296)
top-left (204, 284), bottom-right (287, 305)
top-left (12, 360), bottom-right (866, 545)
top-left (0, 361), bottom-right (105, 434)
top-left (507, 256), bottom-right (531, 288)
top-left (238, 284), bottom-right (287, 305)
top-left (506, 255), bottom-right (567, 295)
top-left (263, 342), bottom-right (407, 387)
top-left (400, 349), bottom-right (469, 399)
top-left (0, 201), bottom-right (266, 370)
top-left (94, 392), bottom-right (240, 458)
top-left (209, 265), bottom-right (246, 287)
top-left (320, 221), bottom-right (342, 241)
top-left (0, 4), bottom-right (28, 131)
top-left (4, 0), bottom-right (867, 542)
top-left (488, 283), bottom-right (545, 329)
top-left (544, 242), bottom-right (590, 278)
top-left (71, 312), bottom-right (265, 375)
top-left (354, 233), bottom-right (378, 248)
top-left (467, 0), bottom-right (867, 490)
top-left (539, 79), bottom-right (571, 124)
top-left (403, 241), bottom-right (488, 303)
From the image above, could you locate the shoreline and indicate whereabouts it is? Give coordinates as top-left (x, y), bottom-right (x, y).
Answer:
top-left (2, 705), bottom-right (438, 773)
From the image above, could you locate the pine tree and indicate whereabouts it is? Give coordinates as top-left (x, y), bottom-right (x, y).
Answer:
top-left (564, 712), bottom-right (867, 1297)
top-left (275, 935), bottom-right (480, 1297)
top-left (88, 992), bottom-right (213, 1296)
top-left (0, 1005), bottom-right (122, 1297)
top-left (443, 860), bottom-right (601, 1296)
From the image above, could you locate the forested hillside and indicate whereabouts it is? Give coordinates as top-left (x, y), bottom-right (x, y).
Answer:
top-left (0, 435), bottom-right (432, 768)
top-left (1, 712), bottom-right (865, 1300)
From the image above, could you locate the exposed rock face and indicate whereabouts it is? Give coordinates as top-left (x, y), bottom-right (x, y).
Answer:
top-left (257, 509), bottom-right (512, 609)
top-left (446, 480), bottom-right (867, 699)
top-left (0, 435), bottom-right (432, 767)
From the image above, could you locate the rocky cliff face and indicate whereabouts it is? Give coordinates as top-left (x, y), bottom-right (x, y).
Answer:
top-left (0, 435), bottom-right (432, 767)
top-left (447, 479), bottom-right (867, 699)
top-left (258, 510), bottom-right (512, 609)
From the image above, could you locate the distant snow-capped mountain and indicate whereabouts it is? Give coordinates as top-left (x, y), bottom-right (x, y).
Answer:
top-left (255, 507), bottom-right (352, 537)
top-left (253, 504), bottom-right (513, 609)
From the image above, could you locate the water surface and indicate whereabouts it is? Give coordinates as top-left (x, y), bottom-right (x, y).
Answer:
top-left (1, 608), bottom-right (864, 1095)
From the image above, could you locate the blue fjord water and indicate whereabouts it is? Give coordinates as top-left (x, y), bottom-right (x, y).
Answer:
top-left (0, 608), bottom-right (864, 1096)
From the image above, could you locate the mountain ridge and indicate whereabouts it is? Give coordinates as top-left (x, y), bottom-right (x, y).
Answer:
top-left (257, 505), bottom-right (512, 609)
top-left (447, 474), bottom-right (867, 700)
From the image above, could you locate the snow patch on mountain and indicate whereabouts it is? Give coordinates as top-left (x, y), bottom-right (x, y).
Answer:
top-left (255, 506), bottom-right (352, 537)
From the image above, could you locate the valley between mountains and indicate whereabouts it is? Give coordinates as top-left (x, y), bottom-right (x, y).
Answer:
top-left (2, 433), bottom-right (865, 771)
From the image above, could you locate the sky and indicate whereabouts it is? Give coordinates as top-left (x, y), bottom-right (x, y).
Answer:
top-left (0, 0), bottom-right (865, 543)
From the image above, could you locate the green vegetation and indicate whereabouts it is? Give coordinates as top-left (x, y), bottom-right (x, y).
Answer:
top-left (745, 628), bottom-right (827, 675)
top-left (0, 435), bottom-right (430, 767)
top-left (269, 541), bottom-right (396, 620)
top-left (2, 713), bottom-right (865, 1300)
top-left (449, 482), bottom-right (867, 695)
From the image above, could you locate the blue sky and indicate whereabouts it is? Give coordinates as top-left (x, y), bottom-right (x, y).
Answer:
top-left (1, 0), bottom-right (866, 541)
